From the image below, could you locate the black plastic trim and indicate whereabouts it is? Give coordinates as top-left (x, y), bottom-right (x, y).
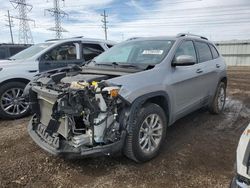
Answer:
top-left (128, 91), bottom-right (171, 127)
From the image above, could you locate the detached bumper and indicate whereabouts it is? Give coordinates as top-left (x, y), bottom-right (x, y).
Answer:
top-left (28, 116), bottom-right (126, 158)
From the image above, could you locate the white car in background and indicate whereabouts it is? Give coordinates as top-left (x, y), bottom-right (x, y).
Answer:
top-left (231, 123), bottom-right (250, 188)
top-left (0, 37), bottom-right (115, 119)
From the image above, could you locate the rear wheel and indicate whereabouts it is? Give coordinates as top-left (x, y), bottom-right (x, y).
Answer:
top-left (209, 82), bottom-right (226, 114)
top-left (124, 103), bottom-right (167, 162)
top-left (0, 82), bottom-right (29, 119)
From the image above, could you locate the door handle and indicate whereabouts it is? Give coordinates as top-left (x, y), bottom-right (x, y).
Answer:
top-left (196, 68), bottom-right (203, 73)
top-left (216, 64), bottom-right (220, 68)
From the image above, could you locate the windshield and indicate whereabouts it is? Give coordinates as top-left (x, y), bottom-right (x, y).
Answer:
top-left (10, 42), bottom-right (54, 60)
top-left (94, 40), bottom-right (174, 66)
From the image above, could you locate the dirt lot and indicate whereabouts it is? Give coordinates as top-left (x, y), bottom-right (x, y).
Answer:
top-left (0, 66), bottom-right (250, 188)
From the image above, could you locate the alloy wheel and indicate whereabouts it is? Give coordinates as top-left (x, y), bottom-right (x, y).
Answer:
top-left (217, 86), bottom-right (225, 111)
top-left (0, 88), bottom-right (29, 116)
top-left (139, 114), bottom-right (163, 153)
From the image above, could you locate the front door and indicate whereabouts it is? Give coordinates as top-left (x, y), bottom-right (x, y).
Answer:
top-left (170, 40), bottom-right (205, 120)
top-left (39, 41), bottom-right (83, 72)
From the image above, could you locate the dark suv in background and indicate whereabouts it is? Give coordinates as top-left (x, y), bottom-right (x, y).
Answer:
top-left (0, 44), bottom-right (31, 60)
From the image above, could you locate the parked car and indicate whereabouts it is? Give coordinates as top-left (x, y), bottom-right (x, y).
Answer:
top-left (0, 37), bottom-right (115, 119)
top-left (230, 123), bottom-right (250, 188)
top-left (27, 33), bottom-right (227, 162)
top-left (0, 43), bottom-right (31, 60)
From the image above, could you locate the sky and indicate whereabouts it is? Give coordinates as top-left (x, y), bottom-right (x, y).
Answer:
top-left (0, 0), bottom-right (250, 44)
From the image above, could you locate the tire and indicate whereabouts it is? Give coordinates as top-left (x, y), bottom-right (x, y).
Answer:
top-left (209, 82), bottom-right (226, 114)
top-left (0, 81), bottom-right (30, 119)
top-left (124, 103), bottom-right (167, 162)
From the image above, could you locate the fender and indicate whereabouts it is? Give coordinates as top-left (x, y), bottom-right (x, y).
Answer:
top-left (124, 91), bottom-right (172, 132)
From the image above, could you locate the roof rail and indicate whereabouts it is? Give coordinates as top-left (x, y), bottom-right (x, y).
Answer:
top-left (72, 36), bottom-right (84, 39)
top-left (176, 33), bottom-right (208, 40)
top-left (45, 38), bottom-right (60, 42)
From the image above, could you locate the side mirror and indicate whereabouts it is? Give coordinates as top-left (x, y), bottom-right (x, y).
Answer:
top-left (172, 55), bottom-right (196, 66)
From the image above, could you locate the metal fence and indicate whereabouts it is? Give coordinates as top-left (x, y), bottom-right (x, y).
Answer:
top-left (215, 40), bottom-right (250, 66)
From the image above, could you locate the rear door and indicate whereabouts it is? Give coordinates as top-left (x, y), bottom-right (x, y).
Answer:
top-left (194, 41), bottom-right (218, 103)
top-left (38, 41), bottom-right (83, 72)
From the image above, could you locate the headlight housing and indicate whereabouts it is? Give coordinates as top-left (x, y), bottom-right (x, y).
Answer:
top-left (103, 86), bottom-right (120, 98)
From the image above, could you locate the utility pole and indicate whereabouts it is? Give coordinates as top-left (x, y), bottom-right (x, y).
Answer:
top-left (45, 0), bottom-right (68, 39)
top-left (10, 0), bottom-right (34, 44)
top-left (101, 10), bottom-right (108, 40)
top-left (6, 10), bottom-right (14, 44)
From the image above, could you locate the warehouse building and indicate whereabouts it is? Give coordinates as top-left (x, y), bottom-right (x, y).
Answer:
top-left (215, 40), bottom-right (250, 66)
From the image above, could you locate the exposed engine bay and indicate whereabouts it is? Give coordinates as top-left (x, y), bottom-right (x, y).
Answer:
top-left (27, 67), bottom-right (130, 155)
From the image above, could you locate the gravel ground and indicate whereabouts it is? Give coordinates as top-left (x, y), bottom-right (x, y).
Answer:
top-left (0, 66), bottom-right (250, 188)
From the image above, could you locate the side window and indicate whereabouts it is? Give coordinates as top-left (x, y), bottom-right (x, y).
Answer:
top-left (82, 43), bottom-right (104, 61)
top-left (209, 44), bottom-right (219, 59)
top-left (195, 42), bottom-right (213, 63)
top-left (175, 40), bottom-right (197, 62)
top-left (43, 42), bottom-right (80, 61)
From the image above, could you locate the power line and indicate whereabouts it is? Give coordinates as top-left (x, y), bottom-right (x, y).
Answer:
top-left (105, 5), bottom-right (250, 16)
top-left (45, 0), bottom-right (68, 39)
top-left (118, 11), bottom-right (250, 22)
top-left (5, 10), bottom-right (14, 44)
top-left (64, 0), bottom-right (202, 9)
top-left (10, 0), bottom-right (34, 44)
top-left (109, 19), bottom-right (250, 27)
top-left (61, 17), bottom-right (250, 27)
top-left (101, 10), bottom-right (108, 40)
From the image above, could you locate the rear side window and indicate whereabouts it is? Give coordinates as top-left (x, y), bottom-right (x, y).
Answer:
top-left (209, 44), bottom-right (219, 59)
top-left (82, 43), bottom-right (104, 61)
top-left (195, 42), bottom-right (213, 63)
top-left (175, 40), bottom-right (197, 63)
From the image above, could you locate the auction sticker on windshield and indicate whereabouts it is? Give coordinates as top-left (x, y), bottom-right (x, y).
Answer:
top-left (142, 50), bottom-right (164, 55)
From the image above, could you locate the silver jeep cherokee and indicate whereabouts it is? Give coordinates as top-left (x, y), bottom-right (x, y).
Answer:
top-left (27, 33), bottom-right (227, 162)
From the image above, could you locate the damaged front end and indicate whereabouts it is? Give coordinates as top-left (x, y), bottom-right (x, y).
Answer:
top-left (27, 71), bottom-right (128, 158)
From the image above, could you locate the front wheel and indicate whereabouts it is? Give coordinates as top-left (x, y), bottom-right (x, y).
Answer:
top-left (209, 82), bottom-right (226, 114)
top-left (124, 103), bottom-right (167, 162)
top-left (0, 82), bottom-right (30, 119)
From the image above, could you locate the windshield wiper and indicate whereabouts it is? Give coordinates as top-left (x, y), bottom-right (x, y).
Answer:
top-left (95, 62), bottom-right (113, 66)
top-left (98, 62), bottom-right (140, 68)
top-left (114, 62), bottom-right (148, 69)
top-left (115, 63), bottom-right (139, 68)
top-left (7, 58), bottom-right (15, 60)
top-left (82, 59), bottom-right (94, 66)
